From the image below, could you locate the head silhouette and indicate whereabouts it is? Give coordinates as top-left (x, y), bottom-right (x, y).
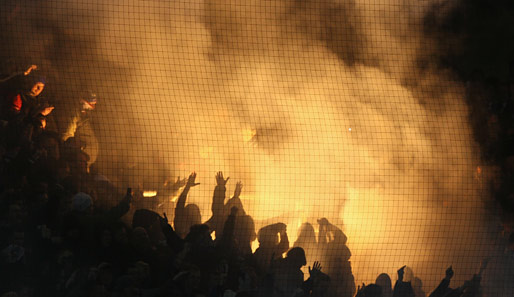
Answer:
top-left (286, 247), bottom-right (307, 268)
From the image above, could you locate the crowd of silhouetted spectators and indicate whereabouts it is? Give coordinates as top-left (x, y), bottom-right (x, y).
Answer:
top-left (0, 63), bottom-right (502, 297)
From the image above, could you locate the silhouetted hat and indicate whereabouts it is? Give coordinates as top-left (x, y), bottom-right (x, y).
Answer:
top-left (72, 192), bottom-right (92, 212)
top-left (132, 209), bottom-right (160, 230)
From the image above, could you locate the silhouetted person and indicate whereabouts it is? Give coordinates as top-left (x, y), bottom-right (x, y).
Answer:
top-left (158, 212), bottom-right (184, 253)
top-left (461, 275), bottom-right (482, 297)
top-left (430, 260), bottom-right (488, 297)
top-left (130, 227), bottom-right (154, 259)
top-left (317, 218), bottom-right (355, 297)
top-left (393, 266), bottom-right (415, 297)
top-left (428, 266), bottom-right (455, 297)
top-left (133, 209), bottom-right (160, 232)
top-left (61, 144), bottom-right (91, 193)
top-left (272, 247), bottom-right (323, 297)
top-left (253, 222), bottom-right (289, 275)
top-left (412, 277), bottom-right (425, 297)
top-left (233, 213), bottom-right (256, 257)
top-left (184, 224), bottom-right (217, 278)
top-left (236, 265), bottom-right (258, 296)
top-left (63, 190), bottom-right (131, 258)
top-left (1, 68), bottom-right (53, 166)
top-left (61, 90), bottom-right (99, 168)
top-left (294, 222), bottom-right (316, 250)
top-left (461, 258), bottom-right (488, 297)
top-left (223, 182), bottom-right (255, 257)
top-left (174, 172), bottom-right (201, 238)
top-left (132, 208), bottom-right (168, 247)
top-left (1, 69), bottom-right (53, 129)
top-left (205, 171), bottom-right (230, 238)
top-left (1, 64), bottom-right (38, 118)
top-left (31, 131), bottom-right (64, 183)
top-left (293, 222), bottom-right (319, 273)
top-left (376, 273), bottom-right (393, 297)
top-left (356, 284), bottom-right (383, 297)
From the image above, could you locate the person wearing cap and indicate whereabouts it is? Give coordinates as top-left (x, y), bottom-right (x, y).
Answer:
top-left (61, 90), bottom-right (99, 167)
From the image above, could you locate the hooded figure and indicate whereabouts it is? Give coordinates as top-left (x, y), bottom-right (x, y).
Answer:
top-left (3, 72), bottom-right (53, 123)
top-left (1, 70), bottom-right (53, 152)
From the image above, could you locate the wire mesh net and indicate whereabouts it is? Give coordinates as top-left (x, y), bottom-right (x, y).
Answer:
top-left (0, 1), bottom-right (513, 296)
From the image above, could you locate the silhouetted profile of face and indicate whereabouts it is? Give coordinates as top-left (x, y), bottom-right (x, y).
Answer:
top-left (286, 247), bottom-right (307, 269)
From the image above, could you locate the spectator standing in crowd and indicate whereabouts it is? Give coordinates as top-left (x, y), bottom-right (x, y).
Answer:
top-left (61, 90), bottom-right (99, 168)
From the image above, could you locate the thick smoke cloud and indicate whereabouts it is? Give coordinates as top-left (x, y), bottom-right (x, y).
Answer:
top-left (425, 1), bottom-right (514, 295)
top-left (0, 0), bottom-right (505, 292)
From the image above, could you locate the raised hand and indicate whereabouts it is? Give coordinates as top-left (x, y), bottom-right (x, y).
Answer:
top-left (398, 265), bottom-right (406, 281)
top-left (187, 172), bottom-right (200, 187)
top-left (445, 266), bottom-right (454, 280)
top-left (175, 176), bottom-right (187, 187)
top-left (233, 181), bottom-right (243, 198)
top-left (309, 261), bottom-right (322, 278)
top-left (275, 222), bottom-right (287, 233)
top-left (24, 64), bottom-right (37, 76)
top-left (123, 187), bottom-right (133, 204)
top-left (215, 171), bottom-right (230, 186)
top-left (39, 118), bottom-right (47, 129)
top-left (41, 106), bottom-right (55, 116)
top-left (165, 176), bottom-right (187, 193)
top-left (159, 212), bottom-right (169, 228)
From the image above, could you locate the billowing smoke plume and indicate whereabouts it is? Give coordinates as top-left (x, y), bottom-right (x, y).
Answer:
top-left (0, 0), bottom-right (504, 291)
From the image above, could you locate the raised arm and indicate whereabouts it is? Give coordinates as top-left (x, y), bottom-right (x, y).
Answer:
top-left (160, 212), bottom-right (184, 253)
top-left (176, 172), bottom-right (200, 210)
top-left (212, 171), bottom-right (229, 216)
top-left (398, 265), bottom-right (406, 283)
top-left (429, 266), bottom-right (453, 297)
top-left (0, 65), bottom-right (37, 83)
top-left (393, 266), bottom-right (415, 297)
top-left (226, 181), bottom-right (245, 215)
top-left (174, 172), bottom-right (200, 235)
top-left (303, 261), bottom-right (323, 294)
top-left (233, 181), bottom-right (242, 199)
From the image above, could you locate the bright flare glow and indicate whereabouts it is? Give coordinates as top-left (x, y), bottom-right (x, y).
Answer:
top-left (143, 191), bottom-right (157, 198)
